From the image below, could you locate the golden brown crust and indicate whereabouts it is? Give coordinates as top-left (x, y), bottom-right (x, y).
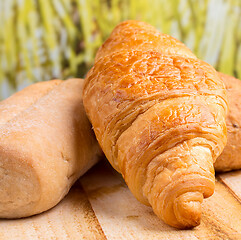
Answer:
top-left (0, 79), bottom-right (101, 218)
top-left (83, 20), bottom-right (228, 228)
top-left (95, 20), bottom-right (196, 61)
top-left (215, 73), bottom-right (241, 171)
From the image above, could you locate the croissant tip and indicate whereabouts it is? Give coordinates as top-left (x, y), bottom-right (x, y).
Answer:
top-left (173, 192), bottom-right (203, 229)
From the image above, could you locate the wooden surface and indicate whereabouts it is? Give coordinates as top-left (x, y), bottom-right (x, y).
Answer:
top-left (0, 160), bottom-right (241, 240)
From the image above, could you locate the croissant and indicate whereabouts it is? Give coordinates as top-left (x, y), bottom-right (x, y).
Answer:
top-left (215, 73), bottom-right (241, 171)
top-left (83, 20), bottom-right (228, 228)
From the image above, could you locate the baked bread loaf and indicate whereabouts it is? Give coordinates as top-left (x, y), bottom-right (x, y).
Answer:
top-left (215, 73), bottom-right (241, 171)
top-left (83, 20), bottom-right (228, 228)
top-left (0, 78), bottom-right (101, 218)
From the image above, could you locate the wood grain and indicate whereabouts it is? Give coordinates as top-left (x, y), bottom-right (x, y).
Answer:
top-left (80, 161), bottom-right (241, 240)
top-left (218, 170), bottom-right (241, 203)
top-left (0, 181), bottom-right (106, 240)
top-left (0, 161), bottom-right (240, 239)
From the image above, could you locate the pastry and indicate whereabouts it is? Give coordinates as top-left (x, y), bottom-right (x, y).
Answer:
top-left (83, 20), bottom-right (228, 228)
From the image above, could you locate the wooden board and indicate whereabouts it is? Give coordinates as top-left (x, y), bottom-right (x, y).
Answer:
top-left (0, 181), bottom-right (105, 240)
top-left (0, 161), bottom-right (241, 240)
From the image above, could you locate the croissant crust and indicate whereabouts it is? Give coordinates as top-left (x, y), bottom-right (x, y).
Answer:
top-left (83, 20), bottom-right (228, 228)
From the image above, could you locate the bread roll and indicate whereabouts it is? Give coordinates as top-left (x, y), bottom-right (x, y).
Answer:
top-left (215, 73), bottom-right (241, 171)
top-left (0, 78), bottom-right (101, 218)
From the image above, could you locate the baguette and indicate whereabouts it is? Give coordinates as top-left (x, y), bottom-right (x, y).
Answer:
top-left (0, 78), bottom-right (101, 218)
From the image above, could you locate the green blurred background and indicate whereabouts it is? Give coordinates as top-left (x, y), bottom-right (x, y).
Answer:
top-left (0, 0), bottom-right (241, 99)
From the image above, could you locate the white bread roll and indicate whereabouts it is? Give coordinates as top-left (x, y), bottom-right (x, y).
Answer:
top-left (0, 78), bottom-right (101, 218)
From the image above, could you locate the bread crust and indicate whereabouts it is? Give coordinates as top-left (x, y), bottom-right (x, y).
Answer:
top-left (215, 73), bottom-right (241, 171)
top-left (0, 80), bottom-right (62, 125)
top-left (0, 79), bottom-right (101, 218)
